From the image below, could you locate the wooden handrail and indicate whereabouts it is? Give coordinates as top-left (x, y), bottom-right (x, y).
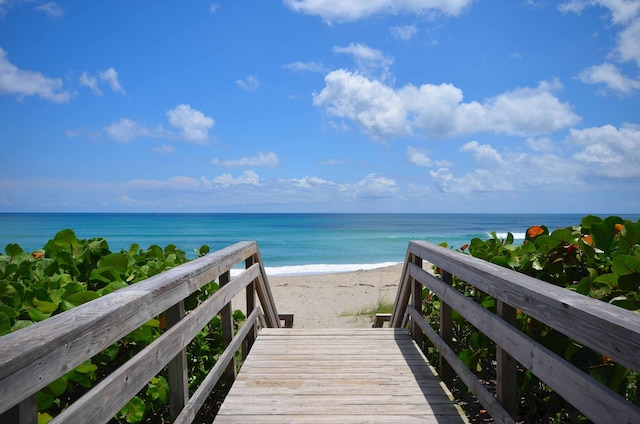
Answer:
top-left (0, 241), bottom-right (283, 423)
top-left (390, 240), bottom-right (640, 424)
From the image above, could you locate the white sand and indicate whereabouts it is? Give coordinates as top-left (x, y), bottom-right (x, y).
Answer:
top-left (233, 263), bottom-right (404, 328)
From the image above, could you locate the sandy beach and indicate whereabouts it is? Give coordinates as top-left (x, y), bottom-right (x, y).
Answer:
top-left (234, 263), bottom-right (405, 328)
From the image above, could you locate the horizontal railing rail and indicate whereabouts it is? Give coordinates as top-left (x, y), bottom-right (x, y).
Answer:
top-left (0, 241), bottom-right (283, 424)
top-left (390, 240), bottom-right (640, 424)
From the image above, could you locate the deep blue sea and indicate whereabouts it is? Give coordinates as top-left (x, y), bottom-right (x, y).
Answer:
top-left (1, 213), bottom-right (638, 275)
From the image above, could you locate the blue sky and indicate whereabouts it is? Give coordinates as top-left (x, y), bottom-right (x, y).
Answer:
top-left (1, 0), bottom-right (639, 213)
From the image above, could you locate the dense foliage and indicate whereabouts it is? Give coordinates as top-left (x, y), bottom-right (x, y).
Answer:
top-left (0, 229), bottom-right (243, 423)
top-left (425, 215), bottom-right (640, 423)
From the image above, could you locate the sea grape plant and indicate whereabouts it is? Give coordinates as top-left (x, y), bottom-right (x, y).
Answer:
top-left (0, 229), bottom-right (243, 423)
top-left (424, 215), bottom-right (639, 423)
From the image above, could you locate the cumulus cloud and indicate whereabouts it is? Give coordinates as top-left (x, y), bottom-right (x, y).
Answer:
top-left (314, 70), bottom-right (580, 140)
top-left (562, 1), bottom-right (640, 91)
top-left (353, 174), bottom-right (398, 198)
top-left (567, 123), bottom-right (640, 177)
top-left (429, 141), bottom-right (581, 194)
top-left (390, 25), bottom-right (418, 40)
top-left (79, 72), bottom-right (102, 95)
top-left (0, 47), bottom-right (72, 103)
top-left (236, 75), bottom-right (259, 91)
top-left (576, 62), bottom-right (640, 92)
top-left (166, 104), bottom-right (214, 143)
top-left (212, 152), bottom-right (280, 167)
top-left (213, 170), bottom-right (261, 187)
top-left (104, 118), bottom-right (158, 143)
top-left (334, 43), bottom-right (393, 79)
top-left (407, 146), bottom-right (435, 167)
top-left (283, 61), bottom-right (328, 73)
top-left (284, 0), bottom-right (474, 23)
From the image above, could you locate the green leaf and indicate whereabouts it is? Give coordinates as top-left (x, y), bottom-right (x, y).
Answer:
top-left (0, 312), bottom-right (11, 336)
top-left (98, 253), bottom-right (131, 274)
top-left (38, 412), bottom-right (53, 424)
top-left (618, 274), bottom-right (640, 292)
top-left (612, 255), bottom-right (640, 275)
top-left (580, 215), bottom-right (603, 230)
top-left (65, 290), bottom-right (100, 306)
top-left (53, 229), bottom-right (78, 248)
top-left (36, 390), bottom-right (55, 411)
top-left (74, 361), bottom-right (98, 374)
top-left (27, 307), bottom-right (51, 322)
top-left (32, 298), bottom-right (58, 314)
top-left (119, 396), bottom-right (146, 423)
top-left (5, 243), bottom-right (24, 257)
top-left (46, 376), bottom-right (68, 397)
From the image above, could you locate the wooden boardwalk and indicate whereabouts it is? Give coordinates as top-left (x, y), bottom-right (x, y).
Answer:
top-left (214, 328), bottom-right (469, 423)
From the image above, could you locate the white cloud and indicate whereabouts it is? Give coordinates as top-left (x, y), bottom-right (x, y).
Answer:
top-left (407, 146), bottom-right (434, 167)
top-left (104, 118), bottom-right (157, 143)
top-left (213, 170), bottom-right (261, 187)
top-left (0, 47), bottom-right (72, 103)
top-left (314, 70), bottom-right (580, 140)
top-left (80, 72), bottom-right (102, 95)
top-left (292, 176), bottom-right (335, 188)
top-left (334, 43), bottom-right (393, 78)
top-left (212, 152), bottom-right (280, 167)
top-left (36, 2), bottom-right (63, 18)
top-left (576, 62), bottom-right (640, 92)
top-left (429, 141), bottom-right (582, 194)
top-left (526, 136), bottom-right (558, 152)
top-left (353, 174), bottom-right (398, 198)
top-left (617, 17), bottom-right (640, 66)
top-left (99, 67), bottom-right (125, 94)
top-left (284, 0), bottom-right (474, 23)
top-left (236, 75), bottom-right (259, 91)
top-left (390, 25), bottom-right (418, 40)
top-left (461, 141), bottom-right (504, 165)
top-left (567, 123), bottom-right (640, 177)
top-left (166, 104), bottom-right (214, 143)
top-left (283, 61), bottom-right (328, 73)
top-left (562, 1), bottom-right (640, 88)
top-left (209, 3), bottom-right (219, 13)
top-left (80, 67), bottom-right (125, 95)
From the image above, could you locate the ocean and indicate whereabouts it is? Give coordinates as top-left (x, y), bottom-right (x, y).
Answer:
top-left (0, 213), bottom-right (637, 275)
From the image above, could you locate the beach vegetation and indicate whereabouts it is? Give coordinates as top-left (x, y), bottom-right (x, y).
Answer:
top-left (341, 298), bottom-right (394, 321)
top-left (0, 229), bottom-right (243, 423)
top-left (424, 214), bottom-right (640, 423)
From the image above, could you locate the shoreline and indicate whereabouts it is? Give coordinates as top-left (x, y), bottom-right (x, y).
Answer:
top-left (233, 263), bottom-right (405, 328)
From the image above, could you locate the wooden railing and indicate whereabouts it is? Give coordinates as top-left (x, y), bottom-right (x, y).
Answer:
top-left (0, 241), bottom-right (286, 424)
top-left (389, 240), bottom-right (640, 424)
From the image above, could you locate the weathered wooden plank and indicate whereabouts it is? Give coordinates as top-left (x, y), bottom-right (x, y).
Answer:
top-left (0, 241), bottom-right (261, 414)
top-left (214, 414), bottom-right (466, 423)
top-left (214, 328), bottom-right (469, 423)
top-left (407, 240), bottom-right (640, 374)
top-left (409, 264), bottom-right (640, 424)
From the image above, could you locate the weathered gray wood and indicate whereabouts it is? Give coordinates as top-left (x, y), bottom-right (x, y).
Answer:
top-left (0, 394), bottom-right (37, 424)
top-left (411, 254), bottom-right (424, 344)
top-left (254, 247), bottom-right (281, 328)
top-left (174, 307), bottom-right (262, 424)
top-left (243, 256), bottom-right (257, 360)
top-left (409, 262), bottom-right (640, 424)
top-left (166, 300), bottom-right (188, 421)
top-left (219, 271), bottom-right (237, 386)
top-left (496, 300), bottom-right (517, 419)
top-left (391, 250), bottom-right (413, 327)
top-left (407, 240), bottom-right (640, 375)
top-left (48, 263), bottom-right (264, 424)
top-left (214, 328), bottom-right (469, 423)
top-left (439, 270), bottom-right (454, 387)
top-left (407, 306), bottom-right (515, 424)
top-left (0, 241), bottom-right (260, 414)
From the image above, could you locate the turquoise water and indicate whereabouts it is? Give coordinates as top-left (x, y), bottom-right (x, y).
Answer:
top-left (1, 213), bottom-right (637, 275)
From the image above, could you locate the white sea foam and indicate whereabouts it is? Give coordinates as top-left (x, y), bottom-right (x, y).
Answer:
top-left (492, 232), bottom-right (526, 240)
top-left (230, 262), bottom-right (401, 277)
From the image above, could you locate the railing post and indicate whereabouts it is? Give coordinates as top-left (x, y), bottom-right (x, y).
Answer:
top-left (243, 256), bottom-right (258, 360)
top-left (166, 300), bottom-right (188, 421)
top-left (410, 255), bottom-right (423, 346)
top-left (497, 300), bottom-right (518, 419)
top-left (0, 394), bottom-right (37, 424)
top-left (219, 271), bottom-right (237, 386)
top-left (440, 270), bottom-right (454, 387)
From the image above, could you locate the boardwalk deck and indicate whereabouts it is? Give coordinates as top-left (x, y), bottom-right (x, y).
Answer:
top-left (214, 328), bottom-right (469, 423)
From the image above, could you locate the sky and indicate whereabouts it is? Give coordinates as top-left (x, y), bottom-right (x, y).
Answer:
top-left (1, 0), bottom-right (639, 214)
